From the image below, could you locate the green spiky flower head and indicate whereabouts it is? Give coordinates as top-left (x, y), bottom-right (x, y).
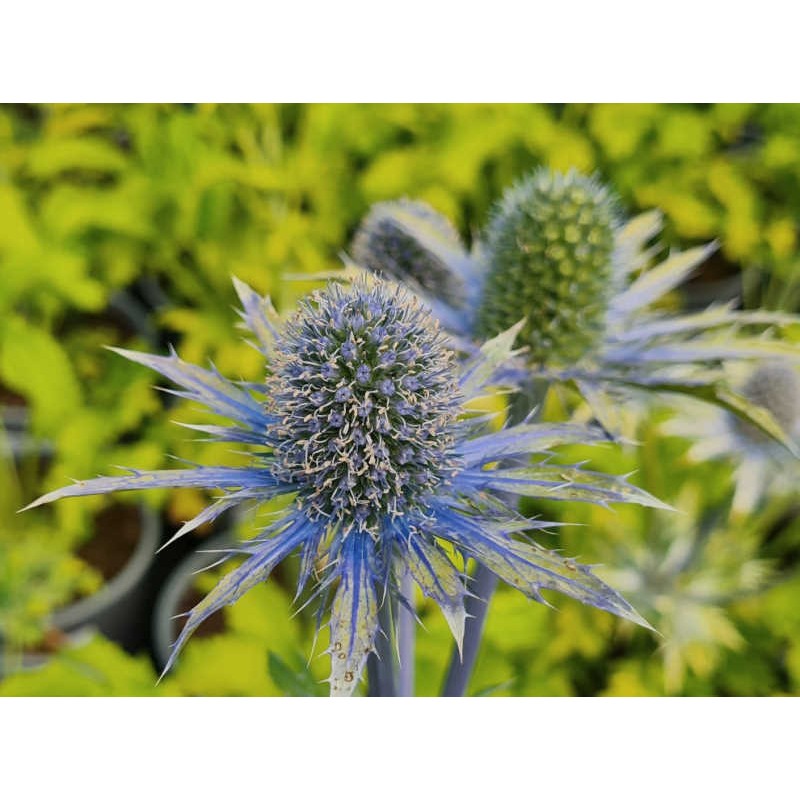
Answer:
top-left (477, 168), bottom-right (620, 366)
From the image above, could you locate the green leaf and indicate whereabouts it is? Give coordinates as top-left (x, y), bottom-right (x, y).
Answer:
top-left (25, 137), bottom-right (129, 177)
top-left (169, 636), bottom-right (280, 696)
top-left (0, 637), bottom-right (170, 697)
top-left (267, 651), bottom-right (323, 697)
top-left (40, 182), bottom-right (154, 239)
top-left (0, 316), bottom-right (82, 436)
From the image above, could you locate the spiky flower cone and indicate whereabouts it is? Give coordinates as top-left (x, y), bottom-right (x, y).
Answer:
top-left (737, 361), bottom-right (800, 444)
top-left (477, 168), bottom-right (619, 366)
top-left (351, 199), bottom-right (470, 307)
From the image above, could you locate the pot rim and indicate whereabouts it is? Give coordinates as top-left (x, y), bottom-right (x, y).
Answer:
top-left (52, 502), bottom-right (161, 631)
top-left (151, 530), bottom-right (233, 671)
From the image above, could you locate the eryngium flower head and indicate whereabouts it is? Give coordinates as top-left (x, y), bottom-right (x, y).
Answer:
top-left (477, 168), bottom-right (619, 365)
top-left (266, 279), bottom-right (460, 533)
top-left (352, 200), bottom-right (467, 303)
top-left (26, 277), bottom-right (667, 696)
top-left (350, 199), bottom-right (484, 337)
top-left (352, 168), bottom-right (800, 447)
top-left (734, 361), bottom-right (800, 445)
top-left (666, 361), bottom-right (800, 515)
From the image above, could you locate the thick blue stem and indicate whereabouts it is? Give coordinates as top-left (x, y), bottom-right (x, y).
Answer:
top-left (396, 570), bottom-right (416, 696)
top-left (441, 564), bottom-right (498, 696)
top-left (367, 598), bottom-right (396, 696)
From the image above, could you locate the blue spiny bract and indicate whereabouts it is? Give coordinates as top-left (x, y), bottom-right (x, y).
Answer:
top-left (25, 276), bottom-right (667, 696)
top-left (477, 168), bottom-right (619, 366)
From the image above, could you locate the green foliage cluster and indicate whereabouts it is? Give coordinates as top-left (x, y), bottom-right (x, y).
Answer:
top-left (2, 103), bottom-right (800, 695)
top-left (0, 431), bottom-right (99, 655)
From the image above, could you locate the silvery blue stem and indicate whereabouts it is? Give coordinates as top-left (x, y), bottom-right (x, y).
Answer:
top-left (441, 564), bottom-right (498, 697)
top-left (367, 598), bottom-right (396, 696)
top-left (396, 570), bottom-right (416, 696)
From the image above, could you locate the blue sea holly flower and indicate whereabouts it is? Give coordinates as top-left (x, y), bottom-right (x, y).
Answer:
top-left (25, 277), bottom-right (667, 696)
top-left (351, 199), bottom-right (485, 342)
top-left (665, 361), bottom-right (800, 516)
top-left (351, 169), bottom-right (800, 448)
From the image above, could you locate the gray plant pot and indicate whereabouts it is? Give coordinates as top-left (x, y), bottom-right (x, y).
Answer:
top-left (52, 503), bottom-right (162, 646)
top-left (151, 530), bottom-right (233, 672)
top-left (0, 405), bottom-right (54, 461)
top-left (1, 503), bottom-right (162, 676)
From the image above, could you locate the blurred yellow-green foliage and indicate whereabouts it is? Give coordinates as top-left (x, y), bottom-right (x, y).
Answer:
top-left (2, 103), bottom-right (800, 696)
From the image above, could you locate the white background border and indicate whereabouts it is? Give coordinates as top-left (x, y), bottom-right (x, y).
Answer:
top-left (2, 2), bottom-right (797, 796)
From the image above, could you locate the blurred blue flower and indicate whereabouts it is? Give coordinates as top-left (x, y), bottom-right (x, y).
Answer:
top-left (665, 361), bottom-right (800, 516)
top-left (600, 484), bottom-right (772, 692)
top-left (26, 277), bottom-right (666, 695)
top-left (352, 168), bottom-right (800, 446)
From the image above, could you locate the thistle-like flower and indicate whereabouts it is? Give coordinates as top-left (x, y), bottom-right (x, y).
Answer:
top-left (25, 277), bottom-right (667, 696)
top-left (477, 169), bottom-right (620, 365)
top-left (351, 168), bottom-right (800, 446)
top-left (351, 199), bottom-right (485, 339)
top-left (666, 361), bottom-right (800, 515)
top-left (600, 488), bottom-right (771, 693)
